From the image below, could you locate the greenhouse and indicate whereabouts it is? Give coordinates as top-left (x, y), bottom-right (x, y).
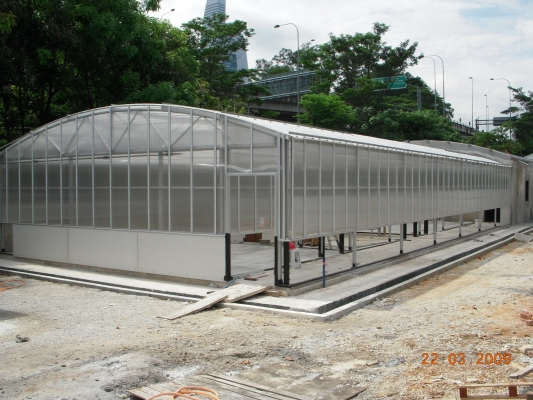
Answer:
top-left (0, 104), bottom-right (511, 284)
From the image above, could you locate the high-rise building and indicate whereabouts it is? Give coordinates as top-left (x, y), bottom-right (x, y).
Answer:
top-left (204, 0), bottom-right (226, 18)
top-left (203, 0), bottom-right (248, 71)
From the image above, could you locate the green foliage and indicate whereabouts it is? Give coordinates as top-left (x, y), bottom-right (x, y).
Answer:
top-left (300, 94), bottom-right (356, 131)
top-left (467, 129), bottom-right (524, 155)
top-left (506, 88), bottom-right (533, 155)
top-left (260, 110), bottom-right (281, 119)
top-left (0, 2), bottom-right (259, 143)
top-left (0, 11), bottom-right (17, 34)
top-left (301, 23), bottom-right (421, 96)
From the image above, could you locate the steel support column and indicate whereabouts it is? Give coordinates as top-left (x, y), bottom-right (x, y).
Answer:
top-left (224, 233), bottom-right (233, 282)
top-left (283, 241), bottom-right (290, 285)
top-left (400, 224), bottom-right (404, 254)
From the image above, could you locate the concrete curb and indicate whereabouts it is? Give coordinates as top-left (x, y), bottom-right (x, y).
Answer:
top-left (221, 227), bottom-right (533, 321)
top-left (1, 226), bottom-right (531, 321)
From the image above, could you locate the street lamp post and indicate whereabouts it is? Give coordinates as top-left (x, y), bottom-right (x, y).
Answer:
top-left (490, 77), bottom-right (513, 137)
top-left (428, 54), bottom-right (445, 118)
top-left (159, 8), bottom-right (175, 20)
top-left (469, 77), bottom-right (474, 129)
top-left (275, 23), bottom-right (300, 124)
top-left (424, 56), bottom-right (437, 112)
top-left (484, 94), bottom-right (489, 132)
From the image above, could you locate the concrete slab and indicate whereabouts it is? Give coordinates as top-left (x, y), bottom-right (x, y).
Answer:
top-left (1, 222), bottom-right (532, 321)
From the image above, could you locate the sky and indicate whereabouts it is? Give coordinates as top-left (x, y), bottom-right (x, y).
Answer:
top-left (154, 0), bottom-right (533, 128)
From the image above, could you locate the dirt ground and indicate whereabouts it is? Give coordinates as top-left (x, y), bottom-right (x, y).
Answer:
top-left (2, 240), bottom-right (533, 400)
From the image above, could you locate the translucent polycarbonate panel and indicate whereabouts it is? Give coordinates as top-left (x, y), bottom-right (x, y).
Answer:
top-left (334, 144), bottom-right (347, 232)
top-left (256, 175), bottom-right (272, 232)
top-left (192, 149), bottom-right (215, 234)
top-left (440, 158), bottom-right (447, 217)
top-left (149, 111), bottom-right (169, 153)
top-left (77, 158), bottom-right (93, 226)
top-left (61, 119), bottom-right (78, 157)
top-left (305, 141), bottom-right (320, 236)
top-left (19, 136), bottom-right (32, 160)
top-left (346, 146), bottom-right (358, 231)
top-left (431, 157), bottom-right (438, 217)
top-left (170, 112), bottom-right (192, 151)
top-left (227, 121), bottom-right (251, 173)
top-left (20, 160), bottom-right (32, 223)
top-left (130, 188), bottom-right (148, 230)
top-left (93, 111), bottom-right (111, 157)
top-left (6, 143), bottom-right (20, 223)
top-left (61, 157), bottom-right (76, 226)
top-left (33, 132), bottom-right (47, 159)
top-left (412, 154), bottom-right (420, 222)
top-left (170, 152), bottom-right (190, 233)
top-left (239, 175), bottom-right (255, 233)
top-left (388, 152), bottom-right (398, 224)
top-left (192, 114), bottom-right (215, 148)
top-left (216, 154), bottom-right (225, 235)
top-left (397, 153), bottom-right (405, 222)
top-left (149, 154), bottom-right (169, 232)
top-left (113, 155), bottom-right (130, 229)
top-left (47, 157), bottom-right (61, 224)
top-left (128, 111), bottom-right (148, 155)
top-left (0, 152), bottom-right (5, 222)
top-left (252, 128), bottom-right (277, 173)
top-left (320, 142), bottom-right (334, 234)
top-left (76, 116), bottom-right (93, 157)
top-left (380, 151), bottom-right (390, 226)
top-left (358, 147), bottom-right (369, 229)
top-left (33, 160), bottom-right (46, 224)
top-left (111, 111), bottom-right (130, 155)
top-left (404, 153), bottom-right (413, 222)
top-left (229, 176), bottom-right (238, 234)
top-left (292, 140), bottom-right (305, 238)
top-left (420, 156), bottom-right (427, 220)
top-left (93, 158), bottom-right (110, 228)
top-left (368, 148), bottom-right (379, 228)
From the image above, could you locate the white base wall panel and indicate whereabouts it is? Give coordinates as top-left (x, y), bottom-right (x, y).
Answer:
top-left (12, 225), bottom-right (225, 282)
top-left (13, 225), bottom-right (69, 262)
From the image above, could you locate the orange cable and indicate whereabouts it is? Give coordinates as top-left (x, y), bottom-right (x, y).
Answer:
top-left (147, 386), bottom-right (219, 400)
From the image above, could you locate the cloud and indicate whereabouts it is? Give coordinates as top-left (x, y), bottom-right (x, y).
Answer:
top-left (157, 0), bottom-right (532, 125)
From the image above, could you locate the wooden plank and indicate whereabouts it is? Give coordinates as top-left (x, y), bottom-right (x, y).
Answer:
top-left (158, 292), bottom-right (228, 320)
top-left (159, 379), bottom-right (267, 400)
top-left (221, 284), bottom-right (272, 303)
top-left (458, 395), bottom-right (528, 399)
top-left (194, 377), bottom-right (275, 400)
top-left (128, 388), bottom-right (153, 400)
top-left (202, 375), bottom-right (291, 400)
top-left (206, 373), bottom-right (309, 400)
top-left (460, 383), bottom-right (533, 388)
top-left (510, 365), bottom-right (533, 379)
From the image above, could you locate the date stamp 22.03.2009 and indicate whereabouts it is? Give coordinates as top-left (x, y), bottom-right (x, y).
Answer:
top-left (422, 352), bottom-right (512, 366)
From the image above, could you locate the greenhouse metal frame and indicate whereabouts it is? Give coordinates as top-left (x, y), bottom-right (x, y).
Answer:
top-left (0, 104), bottom-right (511, 284)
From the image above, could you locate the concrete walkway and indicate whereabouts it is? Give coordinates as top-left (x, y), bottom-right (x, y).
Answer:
top-left (0, 222), bottom-right (531, 321)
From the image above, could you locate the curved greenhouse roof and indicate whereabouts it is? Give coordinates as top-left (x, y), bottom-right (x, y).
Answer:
top-left (4, 104), bottom-right (500, 164)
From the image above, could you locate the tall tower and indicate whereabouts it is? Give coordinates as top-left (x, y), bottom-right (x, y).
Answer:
top-left (203, 0), bottom-right (248, 71)
top-left (204, 0), bottom-right (226, 18)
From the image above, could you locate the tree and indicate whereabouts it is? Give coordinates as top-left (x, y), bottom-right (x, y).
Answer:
top-left (507, 88), bottom-right (533, 155)
top-left (467, 128), bottom-right (524, 155)
top-left (299, 94), bottom-right (356, 131)
top-left (301, 23), bottom-right (421, 97)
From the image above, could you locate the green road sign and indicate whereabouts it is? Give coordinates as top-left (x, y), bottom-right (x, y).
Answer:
top-left (372, 76), bottom-right (407, 90)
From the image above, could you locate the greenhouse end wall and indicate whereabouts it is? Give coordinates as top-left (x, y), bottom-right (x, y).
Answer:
top-left (13, 224), bottom-right (226, 281)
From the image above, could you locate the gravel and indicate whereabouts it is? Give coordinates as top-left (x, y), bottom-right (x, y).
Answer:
top-left (1, 240), bottom-right (533, 399)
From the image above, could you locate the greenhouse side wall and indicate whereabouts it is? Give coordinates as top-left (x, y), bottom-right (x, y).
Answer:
top-left (12, 224), bottom-right (226, 281)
